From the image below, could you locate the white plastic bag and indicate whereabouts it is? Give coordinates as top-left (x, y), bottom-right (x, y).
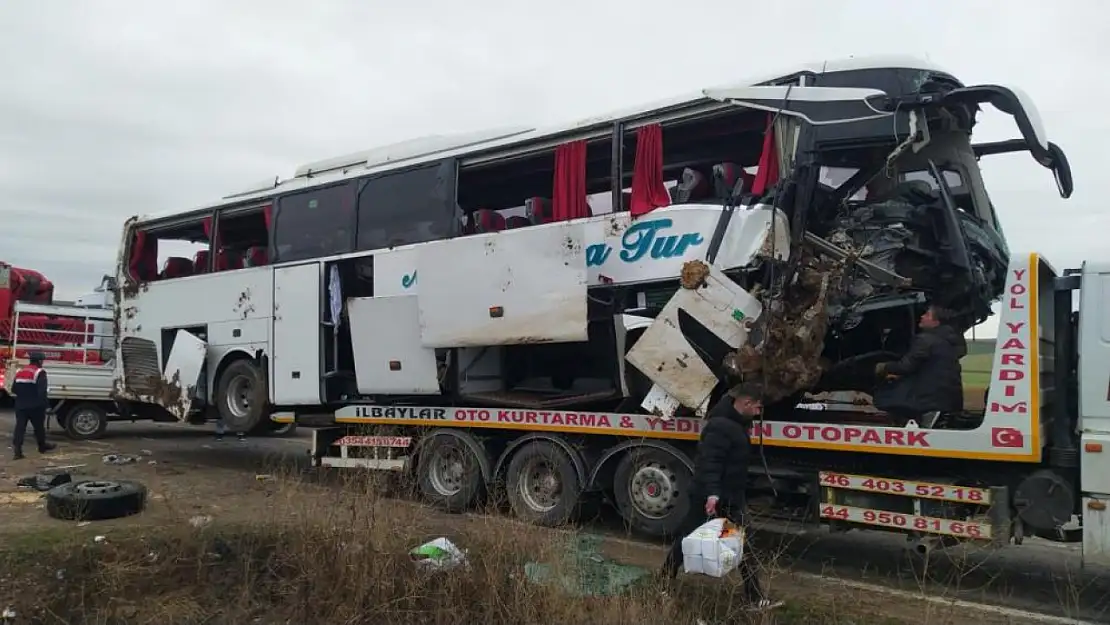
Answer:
top-left (409, 537), bottom-right (468, 571)
top-left (680, 518), bottom-right (744, 578)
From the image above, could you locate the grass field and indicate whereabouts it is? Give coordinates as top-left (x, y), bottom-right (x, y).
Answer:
top-left (962, 338), bottom-right (994, 389)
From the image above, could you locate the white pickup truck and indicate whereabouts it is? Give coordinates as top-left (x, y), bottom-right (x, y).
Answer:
top-left (2, 301), bottom-right (118, 439)
top-left (3, 300), bottom-right (296, 440)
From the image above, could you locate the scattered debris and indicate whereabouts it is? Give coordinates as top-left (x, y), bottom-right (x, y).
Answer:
top-left (524, 534), bottom-right (649, 597)
top-left (679, 259), bottom-right (711, 290)
top-left (409, 537), bottom-right (467, 571)
top-left (255, 474), bottom-right (275, 482)
top-left (2, 606), bottom-right (16, 622)
top-left (93, 535), bottom-right (107, 544)
top-left (189, 515), bottom-right (213, 528)
top-left (102, 454), bottom-right (141, 465)
top-left (16, 472), bottom-right (72, 492)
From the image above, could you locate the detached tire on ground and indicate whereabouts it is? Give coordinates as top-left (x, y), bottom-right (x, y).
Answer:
top-left (62, 402), bottom-right (109, 440)
top-left (46, 480), bottom-right (147, 521)
top-left (505, 441), bottom-right (581, 526)
top-left (215, 359), bottom-right (268, 432)
top-left (612, 448), bottom-right (692, 539)
top-left (416, 435), bottom-right (486, 513)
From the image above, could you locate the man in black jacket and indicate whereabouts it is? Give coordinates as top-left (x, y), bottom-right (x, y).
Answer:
top-left (874, 305), bottom-right (968, 427)
top-left (661, 381), bottom-right (779, 611)
top-left (11, 352), bottom-right (56, 460)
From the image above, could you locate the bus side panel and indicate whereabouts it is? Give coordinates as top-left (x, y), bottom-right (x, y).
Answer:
top-left (415, 223), bottom-right (588, 348)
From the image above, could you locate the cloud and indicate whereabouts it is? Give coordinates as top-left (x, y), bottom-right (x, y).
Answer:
top-left (0, 0), bottom-right (1103, 339)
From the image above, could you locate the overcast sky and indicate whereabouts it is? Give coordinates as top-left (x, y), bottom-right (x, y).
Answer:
top-left (0, 1), bottom-right (1102, 336)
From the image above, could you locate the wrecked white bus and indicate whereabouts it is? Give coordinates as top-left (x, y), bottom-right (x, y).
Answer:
top-left (111, 55), bottom-right (1098, 559)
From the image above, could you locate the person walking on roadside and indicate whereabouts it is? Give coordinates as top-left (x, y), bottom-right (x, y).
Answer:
top-left (661, 381), bottom-right (781, 613)
top-left (214, 418), bottom-right (245, 443)
top-left (11, 351), bottom-right (56, 460)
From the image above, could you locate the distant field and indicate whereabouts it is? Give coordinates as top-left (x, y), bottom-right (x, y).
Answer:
top-left (961, 340), bottom-right (993, 412)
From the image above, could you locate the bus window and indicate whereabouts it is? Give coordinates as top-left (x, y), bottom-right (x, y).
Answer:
top-left (215, 204), bottom-right (272, 269)
top-left (273, 182), bottom-right (356, 263)
top-left (126, 218), bottom-right (213, 282)
top-left (355, 160), bottom-right (458, 251)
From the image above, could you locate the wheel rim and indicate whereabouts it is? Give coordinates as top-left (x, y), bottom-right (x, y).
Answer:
top-left (76, 481), bottom-right (122, 495)
top-left (71, 410), bottom-right (101, 436)
top-left (518, 457), bottom-right (561, 513)
top-left (225, 374), bottom-right (253, 419)
top-left (629, 460), bottom-right (679, 520)
top-left (427, 446), bottom-right (466, 496)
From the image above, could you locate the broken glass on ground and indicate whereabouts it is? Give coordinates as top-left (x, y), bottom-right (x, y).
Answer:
top-left (524, 533), bottom-right (650, 597)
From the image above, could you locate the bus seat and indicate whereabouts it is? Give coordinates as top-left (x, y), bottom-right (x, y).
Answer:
top-left (193, 250), bottom-right (210, 274)
top-left (161, 257), bottom-right (194, 279)
top-left (525, 197), bottom-right (553, 224)
top-left (670, 168), bottom-right (711, 204)
top-left (505, 216), bottom-right (530, 229)
top-left (473, 209), bottom-right (506, 233)
top-left (216, 249), bottom-right (243, 271)
top-left (245, 246), bottom-right (269, 267)
top-left (712, 162), bottom-right (755, 200)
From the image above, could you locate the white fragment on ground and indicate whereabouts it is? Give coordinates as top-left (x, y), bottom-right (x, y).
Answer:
top-left (189, 515), bottom-right (212, 528)
top-left (102, 454), bottom-right (140, 465)
top-left (409, 537), bottom-right (468, 571)
top-left (93, 535), bottom-right (107, 544)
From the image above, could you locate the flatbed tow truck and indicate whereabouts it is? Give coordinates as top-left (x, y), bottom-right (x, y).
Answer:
top-left (292, 253), bottom-right (1108, 563)
top-left (105, 56), bottom-right (1105, 563)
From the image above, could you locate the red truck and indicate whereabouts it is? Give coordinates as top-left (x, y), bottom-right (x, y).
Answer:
top-left (0, 263), bottom-right (107, 395)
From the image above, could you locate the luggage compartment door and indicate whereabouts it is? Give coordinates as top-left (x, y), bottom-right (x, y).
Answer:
top-left (416, 223), bottom-right (588, 348)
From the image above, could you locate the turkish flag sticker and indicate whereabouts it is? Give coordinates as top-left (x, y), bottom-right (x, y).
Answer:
top-left (991, 427), bottom-right (1025, 448)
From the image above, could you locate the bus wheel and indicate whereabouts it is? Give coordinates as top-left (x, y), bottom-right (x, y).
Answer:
top-left (62, 403), bottom-right (109, 441)
top-left (505, 441), bottom-right (581, 526)
top-left (215, 359), bottom-right (267, 433)
top-left (613, 448), bottom-right (691, 538)
top-left (417, 435), bottom-right (485, 513)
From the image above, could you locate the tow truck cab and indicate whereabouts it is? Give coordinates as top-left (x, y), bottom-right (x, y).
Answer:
top-left (1075, 262), bottom-right (1110, 563)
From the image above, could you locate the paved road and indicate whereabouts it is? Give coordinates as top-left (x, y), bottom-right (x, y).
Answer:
top-left (4, 415), bottom-right (1108, 622)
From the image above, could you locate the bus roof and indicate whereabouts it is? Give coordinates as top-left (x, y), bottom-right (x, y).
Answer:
top-left (140, 54), bottom-right (948, 225)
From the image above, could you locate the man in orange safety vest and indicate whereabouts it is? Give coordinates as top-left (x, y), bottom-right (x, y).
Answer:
top-left (11, 352), bottom-right (56, 460)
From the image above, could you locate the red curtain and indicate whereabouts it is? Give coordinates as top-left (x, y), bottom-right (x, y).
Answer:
top-left (552, 140), bottom-right (589, 222)
top-left (751, 114), bottom-right (780, 197)
top-left (127, 231), bottom-right (157, 281)
top-left (630, 124), bottom-right (671, 218)
top-left (202, 216), bottom-right (213, 239)
top-left (262, 204), bottom-right (273, 230)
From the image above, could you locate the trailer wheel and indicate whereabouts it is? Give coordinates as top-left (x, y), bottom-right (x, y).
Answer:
top-left (612, 448), bottom-right (691, 538)
top-left (417, 435), bottom-right (485, 513)
top-left (215, 359), bottom-right (267, 433)
top-left (46, 479), bottom-right (147, 521)
top-left (505, 441), bottom-right (580, 526)
top-left (62, 402), bottom-right (109, 441)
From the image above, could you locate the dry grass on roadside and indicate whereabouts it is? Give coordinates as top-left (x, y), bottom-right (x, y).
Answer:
top-left (0, 469), bottom-right (1062, 625)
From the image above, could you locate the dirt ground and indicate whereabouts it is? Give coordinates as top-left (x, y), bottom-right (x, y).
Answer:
top-left (0, 426), bottom-right (1062, 625)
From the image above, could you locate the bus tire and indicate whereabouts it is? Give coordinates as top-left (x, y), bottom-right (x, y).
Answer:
top-left (62, 402), bottom-right (109, 441)
top-left (46, 479), bottom-right (147, 521)
top-left (215, 359), bottom-right (267, 433)
top-left (417, 435), bottom-right (485, 513)
top-left (505, 441), bottom-right (580, 527)
top-left (612, 447), bottom-right (691, 538)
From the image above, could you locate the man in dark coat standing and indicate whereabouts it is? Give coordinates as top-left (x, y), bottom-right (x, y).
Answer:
top-left (11, 351), bottom-right (56, 460)
top-left (874, 305), bottom-right (968, 427)
top-left (661, 381), bottom-right (780, 612)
